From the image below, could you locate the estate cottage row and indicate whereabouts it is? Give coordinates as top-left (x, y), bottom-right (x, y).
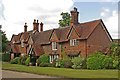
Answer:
top-left (10, 7), bottom-right (113, 63)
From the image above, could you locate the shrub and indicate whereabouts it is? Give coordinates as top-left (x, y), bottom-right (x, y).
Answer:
top-left (87, 52), bottom-right (113, 70)
top-left (55, 58), bottom-right (64, 68)
top-left (2, 53), bottom-right (10, 62)
top-left (72, 55), bottom-right (85, 69)
top-left (39, 62), bottom-right (51, 67)
top-left (11, 57), bottom-right (20, 64)
top-left (36, 54), bottom-right (49, 65)
top-left (63, 59), bottom-right (72, 68)
top-left (18, 55), bottom-right (28, 65)
top-left (25, 57), bottom-right (30, 66)
top-left (52, 58), bottom-right (57, 67)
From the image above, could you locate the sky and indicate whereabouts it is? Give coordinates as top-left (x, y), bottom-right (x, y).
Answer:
top-left (0, 0), bottom-right (119, 40)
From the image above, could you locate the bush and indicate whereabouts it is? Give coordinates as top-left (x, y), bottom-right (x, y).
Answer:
top-left (25, 57), bottom-right (30, 66)
top-left (11, 57), bottom-right (20, 64)
top-left (72, 55), bottom-right (85, 69)
top-left (18, 55), bottom-right (28, 65)
top-left (87, 52), bottom-right (113, 70)
top-left (36, 54), bottom-right (49, 65)
top-left (2, 53), bottom-right (10, 62)
top-left (39, 62), bottom-right (51, 67)
top-left (63, 59), bottom-right (72, 68)
top-left (52, 58), bottom-right (57, 67)
top-left (55, 58), bottom-right (64, 68)
top-left (62, 53), bottom-right (72, 68)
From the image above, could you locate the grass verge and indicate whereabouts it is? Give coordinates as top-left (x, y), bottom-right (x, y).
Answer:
top-left (2, 64), bottom-right (118, 78)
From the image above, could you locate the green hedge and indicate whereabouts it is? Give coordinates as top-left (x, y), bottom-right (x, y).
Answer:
top-left (36, 54), bottom-right (49, 65)
top-left (2, 53), bottom-right (10, 62)
top-left (39, 62), bottom-right (52, 67)
top-left (87, 52), bottom-right (113, 70)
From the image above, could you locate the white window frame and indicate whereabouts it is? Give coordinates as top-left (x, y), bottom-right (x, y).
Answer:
top-left (21, 39), bottom-right (24, 47)
top-left (52, 42), bottom-right (57, 50)
top-left (21, 53), bottom-right (24, 56)
top-left (70, 39), bottom-right (78, 46)
top-left (50, 55), bottom-right (59, 63)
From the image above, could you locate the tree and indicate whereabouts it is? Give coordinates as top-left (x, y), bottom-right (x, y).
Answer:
top-left (58, 12), bottom-right (71, 27)
top-left (0, 26), bottom-right (8, 52)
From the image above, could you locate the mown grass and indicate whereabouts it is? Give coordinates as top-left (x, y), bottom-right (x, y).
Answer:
top-left (2, 64), bottom-right (118, 78)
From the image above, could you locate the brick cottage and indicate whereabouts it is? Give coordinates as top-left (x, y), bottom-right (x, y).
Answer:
top-left (10, 7), bottom-right (113, 63)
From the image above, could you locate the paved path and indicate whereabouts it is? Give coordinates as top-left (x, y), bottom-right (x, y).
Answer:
top-left (2, 70), bottom-right (58, 78)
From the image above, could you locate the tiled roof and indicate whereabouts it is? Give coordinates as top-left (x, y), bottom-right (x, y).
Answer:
top-left (32, 44), bottom-right (44, 56)
top-left (31, 19), bottom-right (102, 44)
top-left (11, 45), bottom-right (20, 53)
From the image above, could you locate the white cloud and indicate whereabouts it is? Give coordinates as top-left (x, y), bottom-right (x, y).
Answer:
top-left (100, 7), bottom-right (110, 17)
top-left (1, 0), bottom-right (73, 40)
top-left (103, 10), bottom-right (118, 39)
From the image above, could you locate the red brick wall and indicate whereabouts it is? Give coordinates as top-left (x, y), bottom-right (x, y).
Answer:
top-left (87, 23), bottom-right (112, 55)
top-left (11, 53), bottom-right (14, 60)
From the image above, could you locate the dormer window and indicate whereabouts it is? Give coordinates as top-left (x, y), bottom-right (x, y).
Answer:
top-left (52, 42), bottom-right (57, 50)
top-left (21, 39), bottom-right (24, 47)
top-left (70, 39), bottom-right (78, 46)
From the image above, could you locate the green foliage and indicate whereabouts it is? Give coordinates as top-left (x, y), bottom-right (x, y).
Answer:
top-left (52, 58), bottom-right (57, 67)
top-left (18, 55), bottom-right (28, 65)
top-left (0, 30), bottom-right (8, 52)
top-left (25, 57), bottom-right (30, 66)
top-left (2, 53), bottom-right (10, 62)
top-left (11, 57), bottom-right (20, 64)
top-left (59, 12), bottom-right (71, 27)
top-left (55, 58), bottom-right (64, 68)
top-left (110, 42), bottom-right (120, 69)
top-left (37, 54), bottom-right (49, 64)
top-left (87, 52), bottom-right (113, 70)
top-left (72, 55), bottom-right (85, 69)
top-left (39, 62), bottom-right (51, 67)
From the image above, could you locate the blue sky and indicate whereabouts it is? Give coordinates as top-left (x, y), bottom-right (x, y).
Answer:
top-left (71, 2), bottom-right (118, 22)
top-left (0, 0), bottom-right (119, 40)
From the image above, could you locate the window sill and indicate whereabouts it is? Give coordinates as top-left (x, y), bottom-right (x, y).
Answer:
top-left (52, 49), bottom-right (57, 51)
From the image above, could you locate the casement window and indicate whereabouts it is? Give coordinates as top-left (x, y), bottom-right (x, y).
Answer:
top-left (70, 39), bottom-right (78, 46)
top-left (50, 55), bottom-right (59, 63)
top-left (21, 39), bottom-right (24, 47)
top-left (52, 42), bottom-right (57, 50)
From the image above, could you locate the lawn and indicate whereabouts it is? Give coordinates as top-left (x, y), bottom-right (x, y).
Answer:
top-left (2, 64), bottom-right (118, 78)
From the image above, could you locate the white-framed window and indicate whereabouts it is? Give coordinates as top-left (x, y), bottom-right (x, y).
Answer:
top-left (13, 41), bottom-right (15, 44)
top-left (70, 39), bottom-right (78, 46)
top-left (50, 55), bottom-right (59, 63)
top-left (21, 53), bottom-right (24, 56)
top-left (52, 42), bottom-right (57, 50)
top-left (21, 39), bottom-right (24, 47)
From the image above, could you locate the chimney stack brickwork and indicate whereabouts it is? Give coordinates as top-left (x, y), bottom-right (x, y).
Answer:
top-left (33, 19), bottom-right (39, 32)
top-left (24, 23), bottom-right (27, 32)
top-left (70, 7), bottom-right (79, 25)
top-left (40, 22), bottom-right (43, 32)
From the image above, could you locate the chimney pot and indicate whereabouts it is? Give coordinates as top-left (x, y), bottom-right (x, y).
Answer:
top-left (40, 22), bottom-right (43, 32)
top-left (24, 22), bottom-right (27, 32)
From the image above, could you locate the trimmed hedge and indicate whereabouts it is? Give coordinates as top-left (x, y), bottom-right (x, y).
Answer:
top-left (87, 52), bottom-right (113, 70)
top-left (39, 62), bottom-right (52, 67)
top-left (36, 54), bottom-right (49, 65)
top-left (2, 53), bottom-right (10, 62)
top-left (11, 57), bottom-right (20, 64)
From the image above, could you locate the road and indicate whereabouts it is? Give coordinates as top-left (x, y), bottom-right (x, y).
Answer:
top-left (2, 70), bottom-right (57, 78)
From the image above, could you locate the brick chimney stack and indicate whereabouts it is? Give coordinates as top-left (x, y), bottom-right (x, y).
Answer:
top-left (40, 22), bottom-right (43, 32)
top-left (70, 7), bottom-right (79, 25)
top-left (33, 19), bottom-right (36, 31)
top-left (24, 23), bottom-right (27, 32)
top-left (33, 19), bottom-right (39, 32)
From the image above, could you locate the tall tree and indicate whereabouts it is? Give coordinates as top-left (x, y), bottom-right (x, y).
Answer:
top-left (0, 25), bottom-right (8, 52)
top-left (58, 12), bottom-right (71, 28)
